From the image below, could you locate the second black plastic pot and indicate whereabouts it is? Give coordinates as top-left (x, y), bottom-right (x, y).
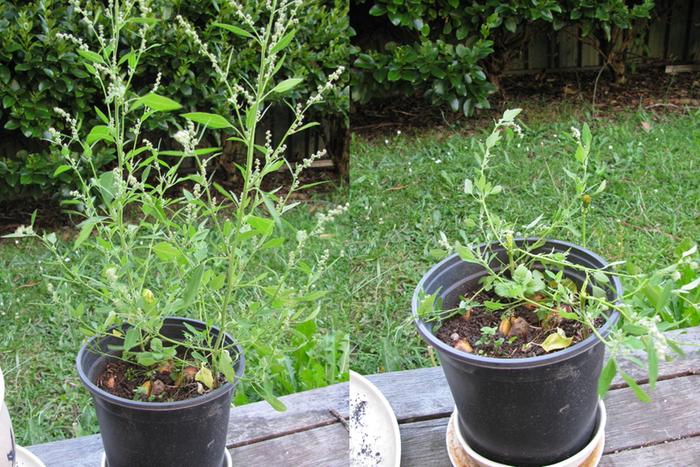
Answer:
top-left (413, 239), bottom-right (622, 466)
top-left (77, 317), bottom-right (245, 467)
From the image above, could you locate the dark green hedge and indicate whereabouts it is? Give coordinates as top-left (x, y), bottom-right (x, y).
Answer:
top-left (0, 0), bottom-right (348, 201)
top-left (351, 0), bottom-right (655, 115)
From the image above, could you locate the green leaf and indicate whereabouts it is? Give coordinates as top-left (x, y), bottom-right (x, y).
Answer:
top-left (247, 215), bottom-right (274, 235)
top-left (270, 30), bottom-right (296, 55)
top-left (463, 178), bottom-right (473, 194)
top-left (261, 385), bottom-right (286, 411)
top-left (182, 264), bottom-right (204, 307)
top-left (455, 244), bottom-right (476, 262)
top-left (135, 93), bottom-right (182, 112)
top-left (123, 327), bottom-right (140, 353)
top-left (598, 358), bottom-right (617, 397)
top-left (86, 125), bottom-right (114, 145)
top-left (212, 22), bottom-right (254, 38)
top-left (75, 217), bottom-right (101, 247)
top-left (620, 371), bottom-right (651, 402)
top-left (195, 364), bottom-right (214, 389)
top-left (219, 349), bottom-right (236, 382)
top-left (502, 108), bottom-right (522, 122)
top-left (53, 164), bottom-right (72, 177)
top-left (95, 106), bottom-right (109, 124)
top-left (153, 241), bottom-right (181, 262)
top-left (181, 112), bottom-right (233, 129)
top-left (646, 339), bottom-right (658, 390)
top-left (77, 49), bottom-right (105, 64)
top-left (271, 78), bottom-right (303, 94)
top-left (540, 328), bottom-right (574, 352)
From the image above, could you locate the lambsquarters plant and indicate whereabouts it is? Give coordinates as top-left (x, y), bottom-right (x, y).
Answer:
top-left (6, 0), bottom-right (347, 465)
top-left (414, 109), bottom-right (699, 465)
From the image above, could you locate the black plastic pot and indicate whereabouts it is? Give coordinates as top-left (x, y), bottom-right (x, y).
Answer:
top-left (77, 317), bottom-right (245, 467)
top-left (413, 239), bottom-right (622, 466)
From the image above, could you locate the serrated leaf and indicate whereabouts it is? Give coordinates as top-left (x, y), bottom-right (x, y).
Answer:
top-left (502, 108), bottom-right (522, 122)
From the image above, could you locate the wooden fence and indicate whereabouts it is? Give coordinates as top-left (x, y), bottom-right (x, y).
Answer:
top-left (504, 0), bottom-right (700, 73)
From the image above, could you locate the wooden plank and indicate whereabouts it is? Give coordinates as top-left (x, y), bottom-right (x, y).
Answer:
top-left (398, 373), bottom-right (700, 466)
top-left (230, 423), bottom-right (349, 467)
top-left (648, 11), bottom-right (668, 59)
top-left (558, 26), bottom-right (579, 69)
top-left (400, 418), bottom-right (451, 467)
top-left (601, 435), bottom-right (700, 465)
top-left (28, 382), bottom-right (349, 465)
top-left (604, 375), bottom-right (700, 452)
top-left (667, 0), bottom-right (688, 62)
top-left (689, 0), bottom-right (700, 62)
top-left (367, 326), bottom-right (700, 422)
top-left (528, 30), bottom-right (549, 70)
top-left (581, 36), bottom-right (601, 67)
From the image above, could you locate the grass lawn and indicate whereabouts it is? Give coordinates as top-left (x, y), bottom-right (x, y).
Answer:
top-left (0, 190), bottom-right (350, 446)
top-left (349, 108), bottom-right (700, 375)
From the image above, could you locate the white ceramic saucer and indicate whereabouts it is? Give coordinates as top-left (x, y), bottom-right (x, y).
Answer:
top-left (349, 370), bottom-right (401, 467)
top-left (13, 446), bottom-right (46, 467)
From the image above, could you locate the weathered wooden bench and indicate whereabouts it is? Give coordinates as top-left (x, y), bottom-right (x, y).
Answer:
top-left (28, 326), bottom-right (699, 466)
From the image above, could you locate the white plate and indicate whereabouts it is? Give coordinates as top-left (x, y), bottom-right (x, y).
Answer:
top-left (349, 370), bottom-right (401, 467)
top-left (14, 446), bottom-right (46, 467)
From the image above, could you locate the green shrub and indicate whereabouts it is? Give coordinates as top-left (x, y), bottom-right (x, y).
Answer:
top-left (0, 0), bottom-right (348, 201)
top-left (352, 0), bottom-right (654, 114)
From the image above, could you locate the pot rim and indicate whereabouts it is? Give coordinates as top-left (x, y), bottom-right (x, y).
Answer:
top-left (412, 238), bottom-right (623, 369)
top-left (76, 316), bottom-right (245, 410)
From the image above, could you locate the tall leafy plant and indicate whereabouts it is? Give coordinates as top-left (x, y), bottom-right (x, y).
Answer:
top-left (7, 0), bottom-right (348, 408)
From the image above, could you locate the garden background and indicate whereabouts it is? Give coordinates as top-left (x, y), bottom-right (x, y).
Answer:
top-left (0, 0), bottom-right (699, 449)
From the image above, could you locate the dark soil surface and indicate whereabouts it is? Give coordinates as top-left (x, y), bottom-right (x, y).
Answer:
top-left (352, 67), bottom-right (700, 137)
top-left (435, 291), bottom-right (603, 358)
top-left (96, 360), bottom-right (226, 402)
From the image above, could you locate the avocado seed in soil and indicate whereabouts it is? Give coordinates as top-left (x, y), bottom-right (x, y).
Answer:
top-left (96, 360), bottom-right (226, 402)
top-left (435, 291), bottom-right (603, 358)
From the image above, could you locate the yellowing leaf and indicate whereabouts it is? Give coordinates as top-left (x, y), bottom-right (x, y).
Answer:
top-left (540, 328), bottom-right (573, 352)
top-left (195, 364), bottom-right (215, 389)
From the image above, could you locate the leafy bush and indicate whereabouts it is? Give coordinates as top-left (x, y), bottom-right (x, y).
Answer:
top-left (0, 0), bottom-right (348, 201)
top-left (351, 0), bottom-right (655, 114)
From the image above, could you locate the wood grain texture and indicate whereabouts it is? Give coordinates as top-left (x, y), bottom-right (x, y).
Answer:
top-left (230, 423), bottom-right (349, 467)
top-left (600, 435), bottom-right (700, 466)
top-left (397, 374), bottom-right (700, 466)
top-left (28, 382), bottom-right (348, 465)
top-left (367, 327), bottom-right (700, 423)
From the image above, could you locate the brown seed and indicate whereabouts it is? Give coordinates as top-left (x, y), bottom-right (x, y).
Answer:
top-left (182, 366), bottom-right (198, 382)
top-left (157, 360), bottom-right (174, 375)
top-left (462, 309), bottom-right (472, 320)
top-left (141, 380), bottom-right (152, 397)
top-left (508, 317), bottom-right (530, 339)
top-left (104, 375), bottom-right (116, 390)
top-left (498, 317), bottom-right (512, 335)
top-left (151, 379), bottom-right (165, 396)
top-left (455, 340), bottom-right (473, 353)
